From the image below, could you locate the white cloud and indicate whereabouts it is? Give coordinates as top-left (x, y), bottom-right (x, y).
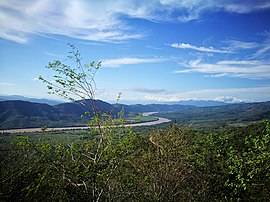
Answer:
top-left (160, 0), bottom-right (270, 22)
top-left (252, 38), bottom-right (270, 58)
top-left (1, 0), bottom-right (270, 43)
top-left (43, 51), bottom-right (64, 58)
top-left (170, 38), bottom-right (270, 59)
top-left (175, 59), bottom-right (270, 79)
top-left (224, 39), bottom-right (259, 50)
top-left (139, 86), bottom-right (270, 103)
top-left (223, 38), bottom-right (270, 59)
top-left (159, 0), bottom-right (270, 13)
top-left (145, 45), bottom-right (162, 50)
top-left (213, 96), bottom-right (246, 103)
top-left (144, 95), bottom-right (180, 102)
top-left (95, 85), bottom-right (270, 103)
top-left (169, 43), bottom-right (232, 53)
top-left (177, 11), bottom-right (201, 23)
top-left (254, 45), bottom-right (270, 57)
top-left (224, 2), bottom-right (270, 13)
top-left (102, 57), bottom-right (165, 67)
top-left (216, 60), bottom-right (263, 65)
top-left (144, 95), bottom-right (246, 103)
top-left (127, 87), bottom-right (168, 94)
top-left (0, 0), bottom-right (145, 43)
top-left (0, 82), bottom-right (16, 86)
top-left (204, 73), bottom-right (229, 78)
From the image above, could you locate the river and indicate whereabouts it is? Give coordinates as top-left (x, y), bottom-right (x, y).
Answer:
top-left (0, 112), bottom-right (171, 134)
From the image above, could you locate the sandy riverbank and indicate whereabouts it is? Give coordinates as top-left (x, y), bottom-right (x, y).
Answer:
top-left (0, 114), bottom-right (170, 134)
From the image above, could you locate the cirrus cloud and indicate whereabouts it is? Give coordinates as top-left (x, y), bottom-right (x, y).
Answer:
top-left (1, 0), bottom-right (270, 44)
top-left (0, 82), bottom-right (16, 86)
top-left (175, 59), bottom-right (270, 79)
top-left (142, 86), bottom-right (270, 103)
top-left (169, 43), bottom-right (233, 53)
top-left (101, 57), bottom-right (165, 67)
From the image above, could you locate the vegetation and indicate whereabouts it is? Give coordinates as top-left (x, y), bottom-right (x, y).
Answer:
top-left (0, 99), bottom-right (124, 129)
top-left (1, 100), bottom-right (270, 130)
top-left (116, 115), bottom-right (158, 125)
top-left (157, 102), bottom-right (270, 130)
top-left (1, 45), bottom-right (270, 201)
top-left (1, 121), bottom-right (270, 201)
top-left (0, 99), bottom-right (194, 130)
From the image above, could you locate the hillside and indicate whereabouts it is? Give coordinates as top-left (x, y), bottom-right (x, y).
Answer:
top-left (157, 101), bottom-right (270, 130)
top-left (0, 99), bottom-right (196, 129)
top-left (117, 103), bottom-right (195, 113)
top-left (0, 100), bottom-right (118, 129)
top-left (1, 100), bottom-right (269, 130)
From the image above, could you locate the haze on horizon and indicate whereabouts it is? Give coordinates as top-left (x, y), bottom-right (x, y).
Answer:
top-left (0, 0), bottom-right (270, 104)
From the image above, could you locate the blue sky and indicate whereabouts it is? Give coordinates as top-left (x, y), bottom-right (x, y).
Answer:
top-left (0, 0), bottom-right (270, 104)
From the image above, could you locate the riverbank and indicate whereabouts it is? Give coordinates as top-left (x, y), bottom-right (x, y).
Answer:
top-left (0, 113), bottom-right (171, 134)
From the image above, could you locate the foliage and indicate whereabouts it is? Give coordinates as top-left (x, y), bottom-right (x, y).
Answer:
top-left (39, 43), bottom-right (101, 102)
top-left (128, 125), bottom-right (206, 201)
top-left (1, 121), bottom-right (270, 201)
top-left (191, 121), bottom-right (270, 201)
top-left (224, 120), bottom-right (270, 200)
top-left (157, 102), bottom-right (270, 130)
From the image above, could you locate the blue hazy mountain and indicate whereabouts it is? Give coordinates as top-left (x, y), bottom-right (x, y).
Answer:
top-left (0, 95), bottom-right (62, 105)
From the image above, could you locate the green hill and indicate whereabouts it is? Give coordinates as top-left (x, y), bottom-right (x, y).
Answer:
top-left (157, 101), bottom-right (270, 130)
top-left (1, 100), bottom-right (269, 130)
top-left (0, 100), bottom-right (194, 129)
top-left (0, 100), bottom-right (117, 129)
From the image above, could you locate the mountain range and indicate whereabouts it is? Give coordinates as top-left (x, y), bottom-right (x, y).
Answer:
top-left (170, 100), bottom-right (232, 107)
top-left (0, 97), bottom-right (268, 130)
top-left (157, 101), bottom-right (270, 130)
top-left (0, 95), bottom-right (61, 105)
top-left (0, 95), bottom-right (236, 107)
top-left (0, 99), bottom-right (194, 129)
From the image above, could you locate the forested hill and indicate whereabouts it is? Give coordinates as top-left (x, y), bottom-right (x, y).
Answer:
top-left (0, 100), bottom-right (116, 129)
top-left (157, 101), bottom-right (270, 130)
top-left (0, 100), bottom-right (269, 130)
top-left (0, 99), bottom-right (193, 129)
top-left (115, 103), bottom-right (195, 113)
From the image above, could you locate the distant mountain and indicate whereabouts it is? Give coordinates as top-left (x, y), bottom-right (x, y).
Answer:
top-left (170, 100), bottom-right (231, 107)
top-left (124, 103), bottom-right (195, 113)
top-left (1, 99), bottom-right (268, 130)
top-left (157, 101), bottom-right (270, 130)
top-left (0, 95), bottom-right (243, 107)
top-left (0, 95), bottom-right (61, 105)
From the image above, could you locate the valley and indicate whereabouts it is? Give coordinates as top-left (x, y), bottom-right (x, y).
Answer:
top-left (0, 112), bottom-right (170, 134)
top-left (0, 99), bottom-right (269, 130)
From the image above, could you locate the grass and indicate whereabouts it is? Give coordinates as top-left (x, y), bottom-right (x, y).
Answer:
top-left (112, 116), bottom-right (158, 125)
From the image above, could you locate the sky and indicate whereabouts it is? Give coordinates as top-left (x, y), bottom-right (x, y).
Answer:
top-left (0, 0), bottom-right (270, 104)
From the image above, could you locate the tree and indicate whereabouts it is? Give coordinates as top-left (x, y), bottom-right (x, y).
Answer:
top-left (40, 126), bottom-right (48, 133)
top-left (193, 121), bottom-right (270, 201)
top-left (39, 43), bottom-right (100, 102)
top-left (38, 44), bottom-right (139, 201)
top-left (0, 44), bottom-right (140, 201)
